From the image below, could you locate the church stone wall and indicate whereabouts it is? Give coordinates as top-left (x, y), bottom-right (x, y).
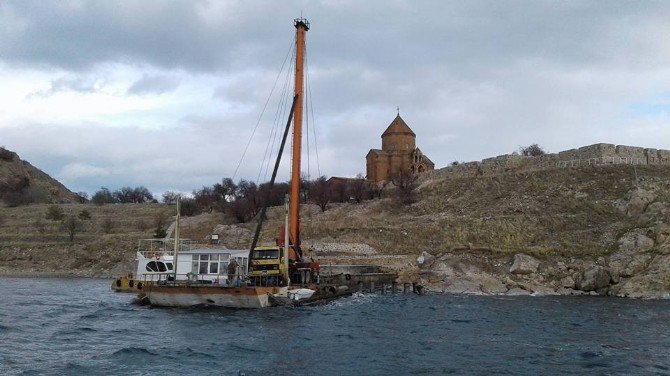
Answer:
top-left (382, 133), bottom-right (415, 152)
top-left (429, 143), bottom-right (670, 179)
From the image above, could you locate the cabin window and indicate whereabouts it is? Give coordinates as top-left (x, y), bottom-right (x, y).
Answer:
top-left (166, 263), bottom-right (173, 271)
top-left (253, 250), bottom-right (279, 259)
top-left (146, 261), bottom-right (168, 272)
top-left (146, 261), bottom-right (158, 272)
top-left (192, 254), bottom-right (227, 274)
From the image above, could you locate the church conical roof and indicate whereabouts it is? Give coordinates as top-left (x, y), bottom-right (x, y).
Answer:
top-left (382, 115), bottom-right (415, 137)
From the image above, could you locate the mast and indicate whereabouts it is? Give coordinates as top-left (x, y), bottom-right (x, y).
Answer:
top-left (172, 196), bottom-right (180, 282)
top-left (289, 17), bottom-right (309, 261)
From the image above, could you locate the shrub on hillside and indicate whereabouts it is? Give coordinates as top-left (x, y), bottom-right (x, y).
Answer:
top-left (101, 217), bottom-right (114, 234)
top-left (78, 209), bottom-right (92, 220)
top-left (33, 219), bottom-right (46, 234)
top-left (136, 219), bottom-right (148, 232)
top-left (153, 212), bottom-right (168, 238)
top-left (519, 144), bottom-right (546, 157)
top-left (0, 148), bottom-right (15, 161)
top-left (45, 205), bottom-right (65, 221)
top-left (153, 226), bottom-right (167, 239)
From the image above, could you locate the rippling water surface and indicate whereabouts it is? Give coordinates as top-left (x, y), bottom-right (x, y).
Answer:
top-left (1, 277), bottom-right (669, 375)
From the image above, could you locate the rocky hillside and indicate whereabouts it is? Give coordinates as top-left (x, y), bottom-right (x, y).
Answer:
top-left (0, 147), bottom-right (79, 205)
top-left (218, 163), bottom-right (670, 298)
top-left (1, 157), bottom-right (669, 298)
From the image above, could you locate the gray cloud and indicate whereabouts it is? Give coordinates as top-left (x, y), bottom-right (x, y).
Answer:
top-left (28, 75), bottom-right (104, 98)
top-left (3, 1), bottom-right (670, 195)
top-left (127, 74), bottom-right (180, 95)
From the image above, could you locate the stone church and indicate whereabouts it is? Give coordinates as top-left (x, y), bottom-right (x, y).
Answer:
top-left (366, 114), bottom-right (434, 182)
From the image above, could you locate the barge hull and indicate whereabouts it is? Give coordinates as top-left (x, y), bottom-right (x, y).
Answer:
top-left (144, 286), bottom-right (285, 309)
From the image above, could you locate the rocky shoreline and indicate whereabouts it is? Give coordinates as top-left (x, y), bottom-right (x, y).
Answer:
top-left (410, 235), bottom-right (670, 299)
top-left (2, 225), bottom-right (670, 300)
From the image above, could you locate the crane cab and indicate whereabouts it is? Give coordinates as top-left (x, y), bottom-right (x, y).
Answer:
top-left (250, 246), bottom-right (287, 286)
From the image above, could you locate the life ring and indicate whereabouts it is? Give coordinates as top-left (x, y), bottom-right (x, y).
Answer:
top-left (129, 280), bottom-right (134, 288)
top-left (115, 279), bottom-right (122, 287)
top-left (137, 282), bottom-right (143, 290)
top-left (345, 274), bottom-right (351, 281)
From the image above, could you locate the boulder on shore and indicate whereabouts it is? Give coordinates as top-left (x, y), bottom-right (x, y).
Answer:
top-left (416, 251), bottom-right (435, 268)
top-left (575, 266), bottom-right (611, 292)
top-left (509, 254), bottom-right (540, 275)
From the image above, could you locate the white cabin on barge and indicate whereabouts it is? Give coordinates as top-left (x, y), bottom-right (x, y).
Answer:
top-left (112, 239), bottom-right (249, 292)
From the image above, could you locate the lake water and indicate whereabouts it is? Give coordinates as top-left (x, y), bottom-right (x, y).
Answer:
top-left (1, 277), bottom-right (669, 375)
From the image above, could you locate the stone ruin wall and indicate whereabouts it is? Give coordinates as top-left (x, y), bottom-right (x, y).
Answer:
top-left (429, 143), bottom-right (670, 179)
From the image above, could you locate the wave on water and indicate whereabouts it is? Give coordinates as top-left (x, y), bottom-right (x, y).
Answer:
top-left (321, 292), bottom-right (381, 308)
top-left (174, 347), bottom-right (217, 359)
top-left (227, 343), bottom-right (264, 353)
top-left (110, 346), bottom-right (160, 359)
top-left (51, 326), bottom-right (98, 339)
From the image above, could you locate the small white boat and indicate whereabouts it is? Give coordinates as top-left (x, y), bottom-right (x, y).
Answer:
top-left (288, 288), bottom-right (316, 301)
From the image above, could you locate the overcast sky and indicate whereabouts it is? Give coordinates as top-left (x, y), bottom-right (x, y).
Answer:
top-left (2, 1), bottom-right (670, 196)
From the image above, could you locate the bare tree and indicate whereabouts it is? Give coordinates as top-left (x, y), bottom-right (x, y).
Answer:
top-left (347, 174), bottom-right (367, 203)
top-left (519, 144), bottom-right (546, 156)
top-left (75, 192), bottom-right (89, 203)
top-left (391, 169), bottom-right (419, 205)
top-left (162, 191), bottom-right (180, 204)
top-left (62, 215), bottom-right (80, 242)
top-left (368, 180), bottom-right (388, 199)
top-left (230, 197), bottom-right (254, 223)
top-left (91, 187), bottom-right (115, 205)
top-left (309, 176), bottom-right (331, 212)
top-left (330, 180), bottom-right (348, 203)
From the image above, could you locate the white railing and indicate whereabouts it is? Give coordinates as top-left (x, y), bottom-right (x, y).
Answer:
top-left (137, 238), bottom-right (195, 258)
top-left (141, 272), bottom-right (253, 287)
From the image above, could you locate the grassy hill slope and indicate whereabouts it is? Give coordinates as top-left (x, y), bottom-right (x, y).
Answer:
top-left (0, 147), bottom-right (79, 205)
top-left (0, 164), bottom-right (668, 296)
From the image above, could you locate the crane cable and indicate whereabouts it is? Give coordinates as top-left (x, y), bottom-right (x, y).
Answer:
top-left (232, 40), bottom-right (294, 183)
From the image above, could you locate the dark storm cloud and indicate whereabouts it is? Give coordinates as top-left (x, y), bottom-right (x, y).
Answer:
top-left (0, 0), bottom-right (296, 72)
top-left (3, 1), bottom-right (670, 194)
top-left (4, 1), bottom-right (661, 74)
